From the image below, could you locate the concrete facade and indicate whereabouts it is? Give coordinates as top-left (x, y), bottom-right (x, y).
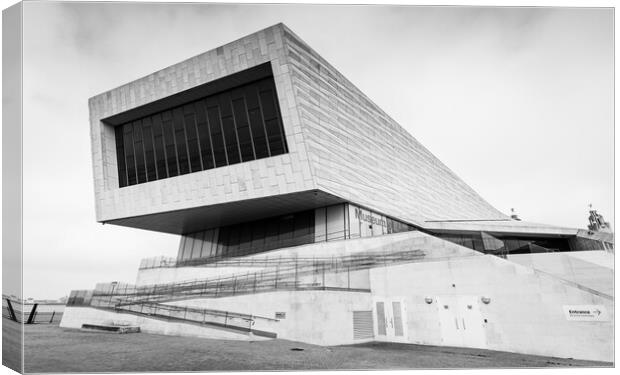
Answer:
top-left (507, 251), bottom-right (613, 296)
top-left (89, 23), bottom-right (508, 234)
top-left (62, 230), bottom-right (613, 361)
top-left (281, 26), bottom-right (507, 225)
top-left (90, 24), bottom-right (316, 230)
top-left (63, 23), bottom-right (614, 366)
top-left (369, 244), bottom-right (613, 362)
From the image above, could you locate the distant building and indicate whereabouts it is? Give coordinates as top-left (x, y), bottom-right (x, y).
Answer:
top-left (588, 208), bottom-right (612, 233)
top-left (61, 24), bottom-right (613, 363)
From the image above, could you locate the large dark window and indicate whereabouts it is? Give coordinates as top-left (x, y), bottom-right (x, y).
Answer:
top-left (115, 129), bottom-right (127, 187)
top-left (178, 210), bottom-right (315, 263)
top-left (152, 114), bottom-right (167, 179)
top-left (114, 76), bottom-right (288, 188)
top-left (123, 125), bottom-right (136, 186)
top-left (142, 117), bottom-right (157, 181)
top-left (162, 111), bottom-right (178, 177)
top-left (435, 232), bottom-right (571, 256)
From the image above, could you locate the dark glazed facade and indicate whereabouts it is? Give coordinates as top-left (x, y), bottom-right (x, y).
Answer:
top-left (114, 74), bottom-right (288, 188)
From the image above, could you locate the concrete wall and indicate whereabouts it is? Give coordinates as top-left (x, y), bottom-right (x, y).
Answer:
top-left (281, 25), bottom-right (508, 225)
top-left (90, 23), bottom-right (510, 229)
top-left (134, 231), bottom-right (475, 287)
top-left (60, 307), bottom-right (267, 341)
top-left (72, 231), bottom-right (612, 361)
top-left (167, 290), bottom-right (372, 346)
top-left (370, 247), bottom-right (613, 362)
top-left (508, 251), bottom-right (614, 296)
top-left (565, 250), bottom-right (614, 269)
top-left (61, 289), bottom-right (372, 347)
top-left (90, 24), bottom-right (315, 223)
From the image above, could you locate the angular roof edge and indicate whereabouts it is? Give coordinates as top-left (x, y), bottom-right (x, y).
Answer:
top-left (88, 23), bottom-right (287, 103)
top-left (422, 219), bottom-right (579, 236)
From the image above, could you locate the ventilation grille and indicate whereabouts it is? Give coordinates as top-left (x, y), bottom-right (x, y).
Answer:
top-left (353, 310), bottom-right (374, 340)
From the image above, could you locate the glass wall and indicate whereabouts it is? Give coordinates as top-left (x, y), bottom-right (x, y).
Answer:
top-left (434, 231), bottom-right (572, 256)
top-left (567, 235), bottom-right (614, 252)
top-left (177, 210), bottom-right (315, 263)
top-left (314, 204), bottom-right (415, 242)
top-left (177, 203), bottom-right (415, 263)
top-left (115, 76), bottom-right (288, 188)
top-left (346, 204), bottom-right (414, 239)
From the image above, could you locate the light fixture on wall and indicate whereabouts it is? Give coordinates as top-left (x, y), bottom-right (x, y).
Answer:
top-left (424, 297), bottom-right (433, 304)
top-left (481, 296), bottom-right (491, 304)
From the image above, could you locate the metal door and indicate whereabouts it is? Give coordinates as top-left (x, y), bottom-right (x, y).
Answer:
top-left (376, 301), bottom-right (387, 336)
top-left (392, 301), bottom-right (404, 337)
top-left (436, 295), bottom-right (487, 349)
top-left (436, 296), bottom-right (464, 347)
top-left (458, 296), bottom-right (487, 349)
top-left (374, 297), bottom-right (407, 342)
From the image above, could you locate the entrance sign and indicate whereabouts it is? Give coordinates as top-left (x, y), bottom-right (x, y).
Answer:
top-left (563, 305), bottom-right (609, 321)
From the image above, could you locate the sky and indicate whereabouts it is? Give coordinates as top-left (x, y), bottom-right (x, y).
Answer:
top-left (6, 2), bottom-right (615, 299)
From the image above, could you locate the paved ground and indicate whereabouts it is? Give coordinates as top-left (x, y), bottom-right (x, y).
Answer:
top-left (10, 319), bottom-right (612, 373)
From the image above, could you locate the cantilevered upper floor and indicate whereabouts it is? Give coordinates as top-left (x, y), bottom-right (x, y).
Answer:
top-left (89, 23), bottom-right (512, 235)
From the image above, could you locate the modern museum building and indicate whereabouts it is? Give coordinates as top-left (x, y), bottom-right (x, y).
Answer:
top-left (60, 23), bottom-right (614, 362)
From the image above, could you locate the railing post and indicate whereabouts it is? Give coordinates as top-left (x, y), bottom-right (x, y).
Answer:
top-left (6, 299), bottom-right (17, 322)
top-left (49, 311), bottom-right (55, 324)
top-left (253, 272), bottom-right (257, 293)
top-left (294, 258), bottom-right (298, 289)
top-left (224, 311), bottom-right (228, 326)
top-left (348, 265), bottom-right (350, 289)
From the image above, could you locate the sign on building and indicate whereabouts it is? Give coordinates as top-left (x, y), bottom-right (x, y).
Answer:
top-left (562, 305), bottom-right (609, 321)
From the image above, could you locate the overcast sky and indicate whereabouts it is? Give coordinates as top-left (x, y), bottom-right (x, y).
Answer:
top-left (11, 2), bottom-right (614, 299)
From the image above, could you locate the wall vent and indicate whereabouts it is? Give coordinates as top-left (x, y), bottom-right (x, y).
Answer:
top-left (353, 310), bottom-right (374, 340)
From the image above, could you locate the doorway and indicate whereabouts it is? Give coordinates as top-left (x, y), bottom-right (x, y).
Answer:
top-left (373, 297), bottom-right (408, 342)
top-left (436, 295), bottom-right (487, 349)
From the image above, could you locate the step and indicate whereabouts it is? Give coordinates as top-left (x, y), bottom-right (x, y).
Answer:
top-left (81, 323), bottom-right (141, 334)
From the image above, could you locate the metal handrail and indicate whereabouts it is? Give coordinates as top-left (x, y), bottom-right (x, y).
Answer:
top-left (69, 249), bottom-right (426, 308)
top-left (139, 228), bottom-right (392, 270)
top-left (99, 249), bottom-right (424, 295)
